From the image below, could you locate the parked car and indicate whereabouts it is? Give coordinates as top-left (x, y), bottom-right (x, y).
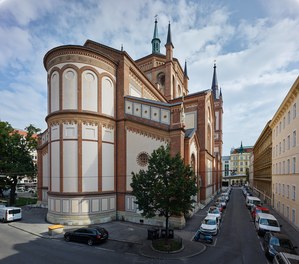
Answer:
top-left (64, 227), bottom-right (109, 246)
top-left (214, 202), bottom-right (224, 213)
top-left (1, 189), bottom-right (17, 198)
top-left (251, 205), bottom-right (269, 220)
top-left (273, 252), bottom-right (299, 264)
top-left (263, 232), bottom-right (298, 259)
top-left (246, 196), bottom-right (261, 210)
top-left (207, 206), bottom-right (222, 222)
top-left (215, 197), bottom-right (226, 209)
top-left (199, 215), bottom-right (219, 236)
top-left (255, 213), bottom-right (281, 236)
top-left (0, 207), bottom-right (22, 222)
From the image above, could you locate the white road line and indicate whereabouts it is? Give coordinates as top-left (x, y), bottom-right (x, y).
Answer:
top-left (95, 247), bottom-right (115, 252)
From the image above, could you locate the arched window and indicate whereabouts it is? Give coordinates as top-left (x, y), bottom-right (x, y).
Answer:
top-left (191, 154), bottom-right (196, 172)
top-left (157, 72), bottom-right (165, 88)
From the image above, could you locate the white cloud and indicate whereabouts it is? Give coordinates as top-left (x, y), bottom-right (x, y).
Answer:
top-left (0, 0), bottom-right (298, 155)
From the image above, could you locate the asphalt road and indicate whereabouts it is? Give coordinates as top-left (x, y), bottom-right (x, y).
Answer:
top-left (0, 188), bottom-right (274, 264)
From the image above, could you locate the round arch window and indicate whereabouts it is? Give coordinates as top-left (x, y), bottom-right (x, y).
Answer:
top-left (137, 152), bottom-right (149, 167)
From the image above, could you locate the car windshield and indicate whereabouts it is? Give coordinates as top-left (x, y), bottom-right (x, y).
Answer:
top-left (260, 219), bottom-right (279, 227)
top-left (203, 219), bottom-right (216, 225)
top-left (209, 208), bottom-right (219, 214)
top-left (270, 237), bottom-right (293, 249)
top-left (252, 200), bottom-right (261, 205)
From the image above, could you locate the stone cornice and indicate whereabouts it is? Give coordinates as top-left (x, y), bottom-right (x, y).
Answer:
top-left (47, 113), bottom-right (115, 130)
top-left (44, 47), bottom-right (117, 76)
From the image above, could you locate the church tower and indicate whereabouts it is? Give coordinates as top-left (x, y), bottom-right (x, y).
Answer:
top-left (211, 62), bottom-right (223, 190)
top-left (164, 22), bottom-right (174, 100)
top-left (151, 17), bottom-right (161, 54)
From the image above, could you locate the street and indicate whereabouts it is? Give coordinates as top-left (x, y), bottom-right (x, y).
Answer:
top-left (0, 188), bottom-right (295, 264)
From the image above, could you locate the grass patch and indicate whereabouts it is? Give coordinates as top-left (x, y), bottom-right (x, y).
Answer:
top-left (15, 197), bottom-right (37, 207)
top-left (152, 238), bottom-right (182, 252)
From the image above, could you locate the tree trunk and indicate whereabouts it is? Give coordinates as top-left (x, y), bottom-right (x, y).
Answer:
top-left (165, 213), bottom-right (169, 239)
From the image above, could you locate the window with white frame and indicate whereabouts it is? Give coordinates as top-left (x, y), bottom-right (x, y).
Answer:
top-left (292, 185), bottom-right (296, 201)
top-left (287, 185), bottom-right (290, 198)
top-left (293, 103), bottom-right (297, 119)
top-left (283, 139), bottom-right (285, 152)
top-left (283, 184), bottom-right (285, 196)
top-left (293, 130), bottom-right (296, 147)
top-left (292, 209), bottom-right (296, 224)
top-left (287, 159), bottom-right (290, 174)
top-left (288, 135), bottom-right (291, 150)
top-left (283, 116), bottom-right (286, 129)
top-left (283, 161), bottom-right (285, 174)
top-left (288, 110), bottom-right (291, 124)
top-left (293, 157), bottom-right (296, 174)
top-left (279, 142), bottom-right (281, 154)
top-left (279, 183), bottom-right (281, 195)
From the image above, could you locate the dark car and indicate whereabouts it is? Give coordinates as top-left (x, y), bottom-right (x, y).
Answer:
top-left (64, 227), bottom-right (109, 246)
top-left (263, 232), bottom-right (298, 259)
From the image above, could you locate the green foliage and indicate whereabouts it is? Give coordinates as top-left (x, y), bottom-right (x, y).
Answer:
top-left (15, 197), bottom-right (38, 207)
top-left (0, 121), bottom-right (40, 205)
top-left (131, 145), bottom-right (198, 222)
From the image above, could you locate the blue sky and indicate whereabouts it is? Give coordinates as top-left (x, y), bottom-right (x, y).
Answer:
top-left (0, 0), bottom-right (298, 155)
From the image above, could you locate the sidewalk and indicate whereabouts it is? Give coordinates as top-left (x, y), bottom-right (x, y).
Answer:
top-left (8, 205), bottom-right (206, 259)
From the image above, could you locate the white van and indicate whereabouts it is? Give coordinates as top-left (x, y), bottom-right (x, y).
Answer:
top-left (255, 213), bottom-right (281, 236)
top-left (246, 196), bottom-right (261, 209)
top-left (0, 207), bottom-right (22, 222)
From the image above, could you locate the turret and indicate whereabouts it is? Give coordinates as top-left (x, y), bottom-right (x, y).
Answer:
top-left (151, 18), bottom-right (161, 54)
top-left (211, 62), bottom-right (219, 100)
top-left (183, 60), bottom-right (189, 95)
top-left (165, 22), bottom-right (174, 61)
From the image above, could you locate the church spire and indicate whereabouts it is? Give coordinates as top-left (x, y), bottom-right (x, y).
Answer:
top-left (184, 60), bottom-right (189, 79)
top-left (211, 61), bottom-right (219, 100)
top-left (151, 17), bottom-right (161, 54)
top-left (166, 21), bottom-right (174, 48)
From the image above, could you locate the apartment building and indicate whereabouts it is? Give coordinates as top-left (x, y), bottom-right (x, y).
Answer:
top-left (270, 76), bottom-right (299, 229)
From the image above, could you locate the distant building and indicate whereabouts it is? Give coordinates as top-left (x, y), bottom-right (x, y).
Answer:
top-left (222, 156), bottom-right (230, 177)
top-left (222, 143), bottom-right (253, 186)
top-left (37, 19), bottom-right (224, 227)
top-left (269, 76), bottom-right (299, 229)
top-left (253, 121), bottom-right (272, 202)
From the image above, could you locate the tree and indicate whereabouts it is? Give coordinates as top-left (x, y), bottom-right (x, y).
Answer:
top-left (0, 121), bottom-right (40, 205)
top-left (130, 145), bottom-right (198, 238)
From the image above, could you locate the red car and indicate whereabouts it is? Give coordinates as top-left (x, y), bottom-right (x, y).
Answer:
top-left (251, 205), bottom-right (269, 219)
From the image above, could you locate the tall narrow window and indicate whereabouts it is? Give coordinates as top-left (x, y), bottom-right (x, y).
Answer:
top-left (293, 103), bottom-right (297, 119)
top-left (292, 157), bottom-right (296, 174)
top-left (288, 111), bottom-right (291, 124)
top-left (293, 130), bottom-right (297, 147)
top-left (288, 135), bottom-right (291, 150)
top-left (292, 186), bottom-right (296, 201)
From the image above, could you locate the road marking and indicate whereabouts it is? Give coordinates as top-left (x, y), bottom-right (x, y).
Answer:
top-left (95, 247), bottom-right (115, 252)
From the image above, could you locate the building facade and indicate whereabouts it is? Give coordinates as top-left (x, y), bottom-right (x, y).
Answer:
top-left (253, 121), bottom-right (272, 202)
top-left (270, 76), bottom-right (299, 229)
top-left (227, 143), bottom-right (253, 186)
top-left (37, 20), bottom-right (223, 227)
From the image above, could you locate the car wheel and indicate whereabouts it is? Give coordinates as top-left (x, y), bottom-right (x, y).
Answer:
top-left (65, 235), bottom-right (70, 242)
top-left (87, 239), bottom-right (93, 246)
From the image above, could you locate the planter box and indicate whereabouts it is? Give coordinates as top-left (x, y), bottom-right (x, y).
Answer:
top-left (48, 225), bottom-right (64, 236)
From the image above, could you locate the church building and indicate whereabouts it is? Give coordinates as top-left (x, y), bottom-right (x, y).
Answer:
top-left (37, 19), bottom-right (223, 228)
